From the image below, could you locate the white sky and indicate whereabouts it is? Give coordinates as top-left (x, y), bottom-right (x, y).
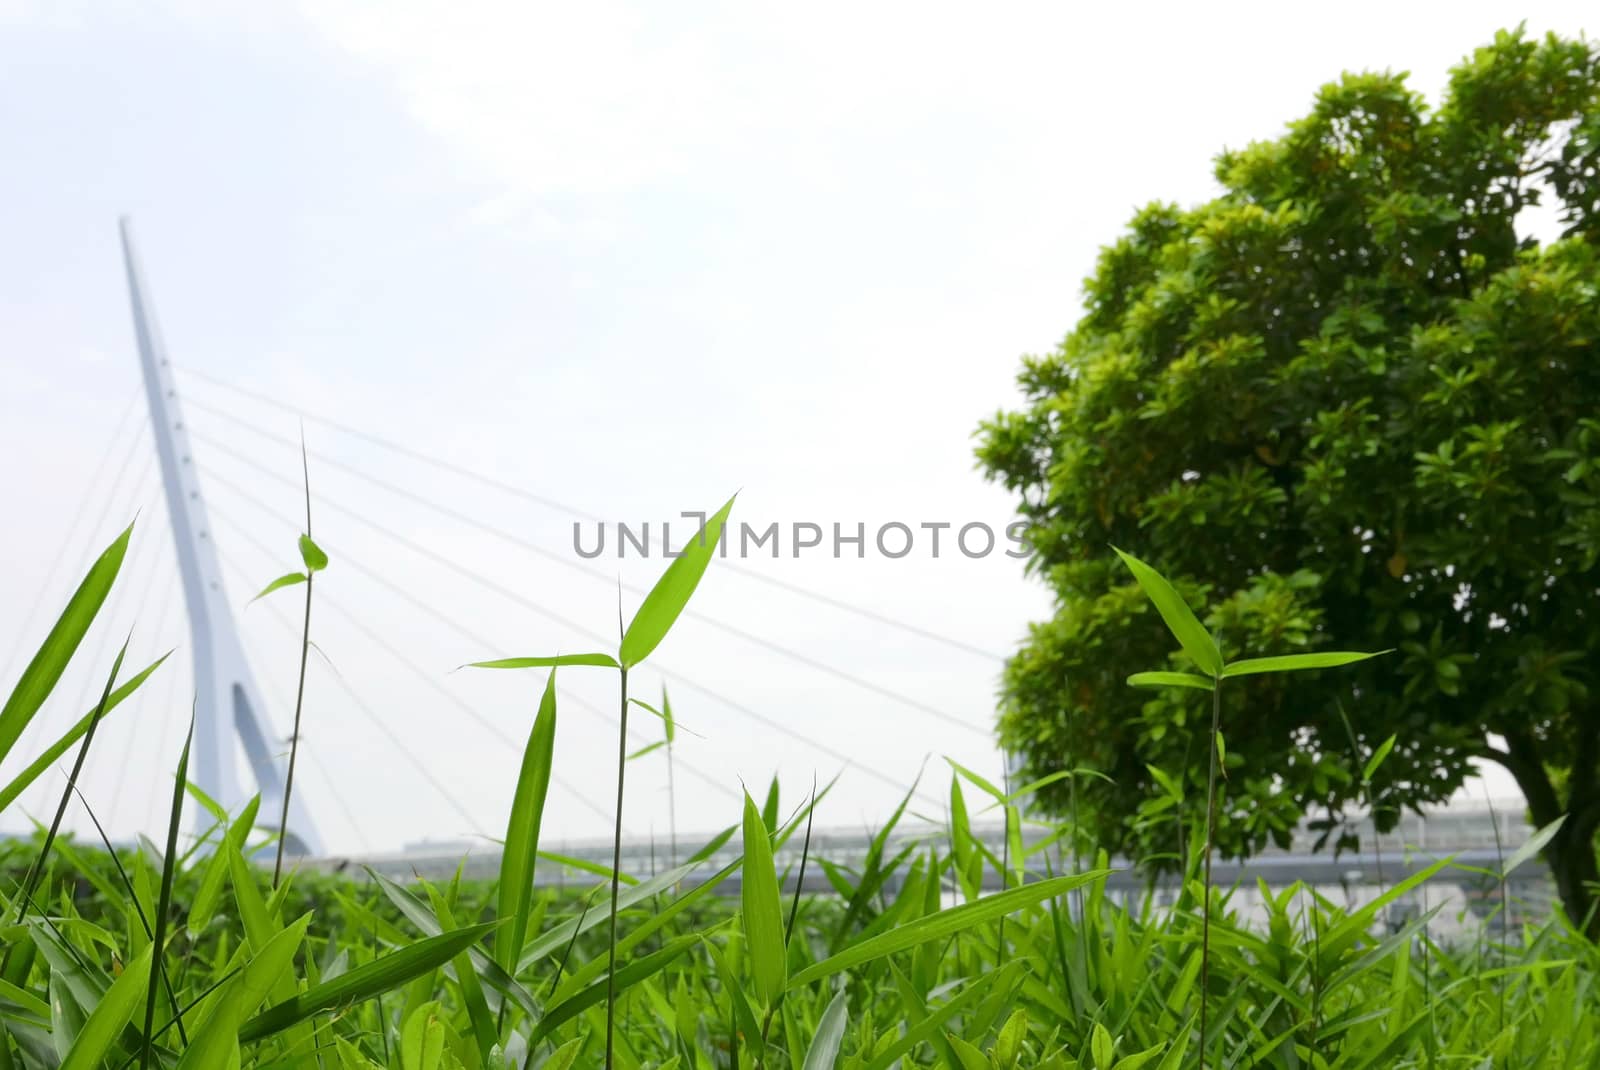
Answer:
top-left (1, 1), bottom-right (1583, 854)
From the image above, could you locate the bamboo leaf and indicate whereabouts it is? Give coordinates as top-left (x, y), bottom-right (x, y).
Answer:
top-left (189, 797), bottom-right (262, 938)
top-left (298, 534), bottom-right (329, 572)
top-left (1127, 671), bottom-right (1215, 691)
top-left (177, 915), bottom-right (311, 1068)
top-left (251, 572), bottom-right (306, 603)
top-left (464, 653), bottom-right (619, 670)
top-left (0, 523), bottom-right (131, 767)
top-left (741, 791), bottom-right (787, 1007)
top-left (59, 943), bottom-right (153, 1070)
top-left (1112, 546), bottom-right (1222, 676)
top-left (370, 872), bottom-right (540, 1021)
top-left (1502, 815), bottom-right (1565, 879)
top-left (497, 669), bottom-right (558, 976)
top-left (238, 922), bottom-right (501, 1041)
top-left (802, 988), bottom-right (850, 1070)
top-left (142, 716), bottom-right (192, 1069)
top-left (619, 494), bottom-right (736, 668)
top-left (528, 934), bottom-right (697, 1045)
top-left (1362, 735), bottom-right (1398, 784)
top-left (943, 757), bottom-right (1006, 803)
top-left (1220, 651), bottom-right (1389, 678)
top-left (789, 871), bottom-right (1109, 990)
top-left (0, 653), bottom-right (168, 814)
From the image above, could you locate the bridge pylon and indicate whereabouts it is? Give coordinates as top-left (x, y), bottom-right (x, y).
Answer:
top-left (119, 219), bottom-right (322, 856)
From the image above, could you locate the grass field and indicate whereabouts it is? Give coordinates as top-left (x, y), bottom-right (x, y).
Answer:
top-left (1, 513), bottom-right (1595, 1069)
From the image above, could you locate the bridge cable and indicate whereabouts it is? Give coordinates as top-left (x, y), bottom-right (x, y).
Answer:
top-left (182, 400), bottom-right (991, 738)
top-left (203, 491), bottom-right (740, 809)
top-left (106, 532), bottom-right (182, 823)
top-left (66, 446), bottom-right (162, 801)
top-left (230, 614), bottom-right (374, 854)
top-left (191, 455), bottom-right (927, 803)
top-left (176, 370), bottom-right (1004, 662)
top-left (204, 503), bottom-right (641, 823)
top-left (0, 387), bottom-right (142, 690)
top-left (227, 575), bottom-right (488, 840)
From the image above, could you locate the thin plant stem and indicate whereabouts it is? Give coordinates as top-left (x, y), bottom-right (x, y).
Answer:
top-left (274, 437), bottom-right (315, 887)
top-left (604, 665), bottom-right (630, 1070)
top-left (668, 740), bottom-right (678, 873)
top-left (1485, 789), bottom-right (1507, 1032)
top-left (1200, 678), bottom-right (1222, 1068)
top-left (3, 639), bottom-right (127, 978)
top-left (71, 786), bottom-right (188, 1045)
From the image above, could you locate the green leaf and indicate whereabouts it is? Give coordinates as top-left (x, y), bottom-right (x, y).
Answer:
top-left (0, 523), bottom-right (131, 768)
top-left (143, 716), bottom-right (192, 1067)
top-left (1112, 547), bottom-right (1223, 676)
top-left (619, 493), bottom-right (736, 668)
top-left (1113, 1043), bottom-right (1165, 1070)
top-left (946, 1034), bottom-right (989, 1070)
top-left (1502, 815), bottom-right (1565, 879)
top-left (252, 572), bottom-right (306, 603)
top-left (627, 740), bottom-right (667, 761)
top-left (788, 871), bottom-right (1109, 990)
top-left (1127, 671), bottom-right (1214, 691)
top-left (944, 757), bottom-right (1006, 803)
top-left (801, 988), bottom-right (850, 1070)
top-left (527, 933), bottom-right (697, 1045)
top-left (497, 669), bottom-right (558, 976)
top-left (189, 796), bottom-right (262, 938)
top-left (0, 654), bottom-right (168, 814)
top-left (741, 790), bottom-right (787, 1007)
top-left (238, 922), bottom-right (501, 1042)
top-left (994, 1008), bottom-right (1028, 1066)
top-left (400, 1001), bottom-right (445, 1070)
top-left (298, 534), bottom-right (329, 572)
top-left (1091, 1022), bottom-right (1114, 1070)
top-left (59, 943), bottom-right (152, 1070)
top-left (177, 915), bottom-right (311, 1068)
top-left (1362, 735), bottom-right (1398, 783)
top-left (464, 653), bottom-right (620, 670)
top-left (859, 974), bottom-right (1001, 1070)
top-left (370, 872), bottom-right (540, 1021)
top-left (1220, 650), bottom-right (1389, 678)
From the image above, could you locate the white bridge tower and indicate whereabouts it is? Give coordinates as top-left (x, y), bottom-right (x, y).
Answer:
top-left (120, 219), bottom-right (322, 856)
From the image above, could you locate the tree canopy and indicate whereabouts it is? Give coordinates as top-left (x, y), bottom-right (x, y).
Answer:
top-left (976, 28), bottom-right (1600, 933)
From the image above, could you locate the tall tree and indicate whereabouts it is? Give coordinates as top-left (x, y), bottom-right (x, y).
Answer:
top-left (977, 28), bottom-right (1600, 934)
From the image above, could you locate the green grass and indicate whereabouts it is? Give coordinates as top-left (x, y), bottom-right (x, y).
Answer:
top-left (0, 515), bottom-right (1596, 1068)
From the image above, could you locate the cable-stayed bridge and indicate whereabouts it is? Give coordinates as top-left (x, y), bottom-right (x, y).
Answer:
top-left (0, 226), bottom-right (1552, 923)
top-left (0, 223), bottom-right (1025, 857)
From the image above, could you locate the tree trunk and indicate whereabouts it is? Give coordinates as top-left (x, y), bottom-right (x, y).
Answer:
top-left (1496, 729), bottom-right (1600, 942)
top-left (1551, 834), bottom-right (1600, 941)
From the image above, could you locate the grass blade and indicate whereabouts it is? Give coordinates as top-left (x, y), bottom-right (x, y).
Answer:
top-left (141, 715), bottom-right (192, 1069)
top-left (1128, 671), bottom-right (1215, 690)
top-left (802, 988), bottom-right (850, 1070)
top-left (1112, 546), bottom-right (1222, 676)
top-left (741, 791), bottom-right (787, 1008)
top-left (238, 921), bottom-right (501, 1042)
top-left (0, 654), bottom-right (168, 815)
top-left (497, 669), bottom-right (558, 976)
top-left (789, 871), bottom-right (1110, 991)
top-left (1220, 651), bottom-right (1389, 678)
top-left (619, 494), bottom-right (736, 668)
top-left (465, 654), bottom-right (619, 670)
top-left (0, 522), bottom-right (132, 767)
top-left (59, 944), bottom-right (152, 1070)
top-left (176, 915), bottom-right (310, 1068)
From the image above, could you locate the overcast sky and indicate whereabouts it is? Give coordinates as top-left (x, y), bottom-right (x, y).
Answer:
top-left (1, 2), bottom-right (1585, 855)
